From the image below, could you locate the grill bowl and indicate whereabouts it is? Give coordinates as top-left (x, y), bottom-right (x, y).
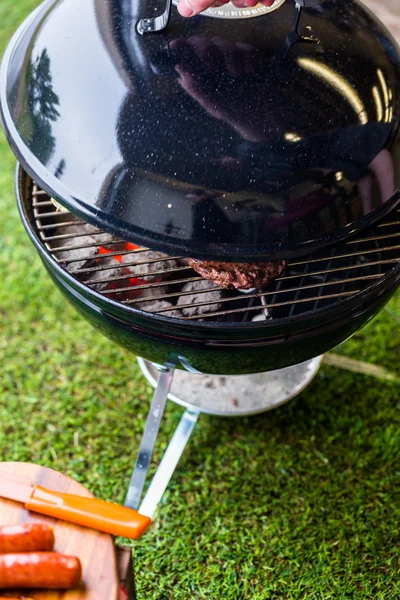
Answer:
top-left (16, 166), bottom-right (400, 375)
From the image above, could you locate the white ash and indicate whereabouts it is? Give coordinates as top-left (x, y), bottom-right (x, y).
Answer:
top-left (135, 299), bottom-right (182, 318)
top-left (145, 360), bottom-right (320, 416)
top-left (80, 223), bottom-right (121, 247)
top-left (121, 250), bottom-right (179, 282)
top-left (53, 224), bottom-right (99, 271)
top-left (133, 282), bottom-right (172, 299)
top-left (177, 279), bottom-right (223, 317)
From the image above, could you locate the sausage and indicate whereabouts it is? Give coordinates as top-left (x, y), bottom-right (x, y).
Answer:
top-left (0, 524), bottom-right (54, 554)
top-left (0, 553), bottom-right (82, 589)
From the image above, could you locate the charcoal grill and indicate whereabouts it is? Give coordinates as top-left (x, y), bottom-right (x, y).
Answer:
top-left (3, 0), bottom-right (400, 526)
top-left (17, 165), bottom-right (400, 514)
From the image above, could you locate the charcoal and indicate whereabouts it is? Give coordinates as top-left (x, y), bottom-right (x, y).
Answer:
top-left (82, 258), bottom-right (124, 292)
top-left (53, 224), bottom-right (99, 270)
top-left (133, 282), bottom-right (171, 298)
top-left (177, 279), bottom-right (223, 317)
top-left (80, 223), bottom-right (120, 247)
top-left (54, 225), bottom-right (181, 305)
top-left (121, 250), bottom-right (179, 282)
top-left (136, 299), bottom-right (182, 318)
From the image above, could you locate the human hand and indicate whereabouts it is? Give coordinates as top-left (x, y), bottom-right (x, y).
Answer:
top-left (178, 0), bottom-right (275, 18)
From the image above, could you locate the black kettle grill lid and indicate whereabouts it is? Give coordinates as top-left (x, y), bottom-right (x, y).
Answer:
top-left (1, 0), bottom-right (400, 261)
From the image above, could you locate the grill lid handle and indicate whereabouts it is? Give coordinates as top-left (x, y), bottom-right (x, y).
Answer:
top-left (137, 0), bottom-right (172, 34)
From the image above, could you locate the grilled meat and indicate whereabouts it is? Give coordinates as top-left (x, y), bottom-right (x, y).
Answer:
top-left (187, 259), bottom-right (287, 290)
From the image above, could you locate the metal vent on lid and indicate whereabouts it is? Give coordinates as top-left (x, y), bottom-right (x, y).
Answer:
top-left (1, 0), bottom-right (400, 261)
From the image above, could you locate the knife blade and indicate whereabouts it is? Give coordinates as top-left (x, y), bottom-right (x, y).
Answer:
top-left (0, 472), bottom-right (151, 540)
top-left (0, 478), bottom-right (31, 503)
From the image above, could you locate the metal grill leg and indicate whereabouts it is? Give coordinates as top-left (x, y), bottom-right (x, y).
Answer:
top-left (139, 409), bottom-right (200, 519)
top-left (124, 365), bottom-right (175, 510)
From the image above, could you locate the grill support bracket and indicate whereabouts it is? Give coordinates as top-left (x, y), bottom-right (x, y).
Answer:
top-left (125, 363), bottom-right (176, 511)
top-left (127, 355), bottom-right (323, 520)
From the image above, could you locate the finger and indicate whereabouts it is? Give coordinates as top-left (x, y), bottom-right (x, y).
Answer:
top-left (178, 0), bottom-right (228, 17)
top-left (261, 0), bottom-right (275, 5)
top-left (231, 0), bottom-right (258, 6)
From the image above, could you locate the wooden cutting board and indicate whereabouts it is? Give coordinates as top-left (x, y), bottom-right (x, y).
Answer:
top-left (0, 462), bottom-right (119, 600)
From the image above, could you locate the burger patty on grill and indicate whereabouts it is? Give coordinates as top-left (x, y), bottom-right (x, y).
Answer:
top-left (187, 259), bottom-right (287, 290)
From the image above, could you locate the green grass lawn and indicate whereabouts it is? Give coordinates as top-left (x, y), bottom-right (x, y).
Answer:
top-left (1, 3), bottom-right (400, 598)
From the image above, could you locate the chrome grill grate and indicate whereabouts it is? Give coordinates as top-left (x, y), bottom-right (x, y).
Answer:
top-left (31, 183), bottom-right (400, 322)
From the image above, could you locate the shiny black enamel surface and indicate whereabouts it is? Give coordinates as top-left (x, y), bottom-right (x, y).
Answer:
top-left (16, 166), bottom-right (400, 375)
top-left (3, 0), bottom-right (400, 261)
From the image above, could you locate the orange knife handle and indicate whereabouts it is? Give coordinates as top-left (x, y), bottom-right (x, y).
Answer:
top-left (25, 485), bottom-right (151, 539)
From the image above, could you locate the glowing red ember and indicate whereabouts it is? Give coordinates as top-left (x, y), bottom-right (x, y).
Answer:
top-left (98, 242), bottom-right (147, 293)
